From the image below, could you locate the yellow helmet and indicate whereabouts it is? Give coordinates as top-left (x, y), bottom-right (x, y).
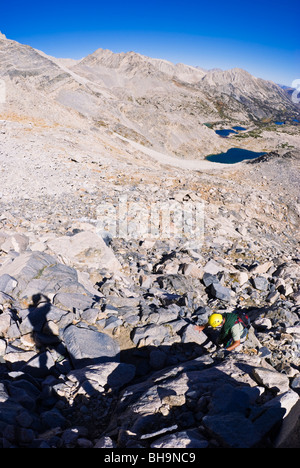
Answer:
top-left (208, 313), bottom-right (224, 328)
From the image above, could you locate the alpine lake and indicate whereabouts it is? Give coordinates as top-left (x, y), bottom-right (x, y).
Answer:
top-left (206, 119), bottom-right (299, 163)
top-left (209, 124), bottom-right (264, 164)
top-left (206, 147), bottom-right (266, 164)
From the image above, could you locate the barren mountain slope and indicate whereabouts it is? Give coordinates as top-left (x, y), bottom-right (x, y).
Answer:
top-left (0, 35), bottom-right (300, 449)
top-left (1, 35), bottom-right (299, 163)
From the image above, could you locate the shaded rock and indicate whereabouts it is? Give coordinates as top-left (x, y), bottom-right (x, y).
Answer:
top-left (40, 408), bottom-right (67, 430)
top-left (210, 281), bottom-right (232, 302)
top-left (0, 338), bottom-right (6, 355)
top-left (20, 350), bottom-right (56, 378)
top-left (263, 390), bottom-right (299, 418)
top-left (94, 436), bottom-right (117, 448)
top-left (202, 272), bottom-right (219, 287)
top-left (131, 323), bottom-right (170, 346)
top-left (203, 412), bottom-right (261, 448)
top-left (80, 307), bottom-right (99, 324)
top-left (252, 405), bottom-right (285, 440)
top-left (291, 375), bottom-right (300, 393)
top-left (266, 290), bottom-right (280, 304)
top-left (155, 274), bottom-right (192, 294)
top-left (19, 262), bottom-right (92, 300)
top-left (149, 349), bottom-right (167, 370)
top-left (274, 400), bottom-right (300, 448)
top-left (103, 315), bottom-right (123, 330)
top-left (252, 367), bottom-right (290, 393)
top-left (61, 427), bottom-right (81, 446)
top-left (6, 379), bottom-right (39, 411)
top-left (19, 304), bottom-right (72, 336)
top-left (53, 292), bottom-right (97, 311)
top-left (62, 323), bottom-right (120, 368)
top-left (0, 274), bottom-right (18, 294)
top-left (0, 398), bottom-right (25, 427)
top-left (0, 251), bottom-right (57, 298)
top-left (3, 347), bottom-right (37, 368)
top-left (150, 429), bottom-right (209, 448)
top-left (181, 323), bottom-right (209, 346)
top-left (67, 362), bottom-right (136, 391)
top-left (252, 276), bottom-right (269, 291)
top-left (209, 383), bottom-right (252, 416)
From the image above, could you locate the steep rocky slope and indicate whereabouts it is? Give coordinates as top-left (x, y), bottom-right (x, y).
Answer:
top-left (0, 145), bottom-right (299, 448)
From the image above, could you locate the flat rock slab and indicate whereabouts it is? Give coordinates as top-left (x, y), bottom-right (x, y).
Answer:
top-left (67, 361), bottom-right (136, 390)
top-left (0, 251), bottom-right (57, 295)
top-left (210, 281), bottom-right (232, 302)
top-left (252, 367), bottom-right (290, 393)
top-left (53, 292), bottom-right (96, 311)
top-left (62, 324), bottom-right (120, 368)
top-left (203, 412), bottom-right (261, 448)
top-left (47, 230), bottom-right (122, 273)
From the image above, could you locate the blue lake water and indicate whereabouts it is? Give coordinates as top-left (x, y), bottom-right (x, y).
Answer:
top-left (232, 126), bottom-right (247, 131)
top-left (275, 121), bottom-right (285, 125)
top-left (206, 148), bottom-right (266, 164)
top-left (215, 129), bottom-right (237, 137)
top-left (215, 126), bottom-right (247, 137)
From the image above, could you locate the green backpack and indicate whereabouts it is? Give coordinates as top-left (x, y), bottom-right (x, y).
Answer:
top-left (218, 312), bottom-right (250, 345)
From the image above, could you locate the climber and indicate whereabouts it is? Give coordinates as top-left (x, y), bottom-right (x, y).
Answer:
top-left (194, 312), bottom-right (249, 351)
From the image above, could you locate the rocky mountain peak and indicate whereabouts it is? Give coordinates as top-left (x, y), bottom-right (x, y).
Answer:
top-left (77, 47), bottom-right (206, 83)
top-left (78, 47), bottom-right (146, 69)
top-left (202, 67), bottom-right (255, 86)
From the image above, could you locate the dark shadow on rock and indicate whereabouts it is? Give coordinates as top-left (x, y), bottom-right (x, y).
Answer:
top-left (0, 297), bottom-right (294, 448)
top-left (105, 358), bottom-right (288, 448)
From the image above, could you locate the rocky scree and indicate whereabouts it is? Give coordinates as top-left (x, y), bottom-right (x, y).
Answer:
top-left (0, 224), bottom-right (299, 448)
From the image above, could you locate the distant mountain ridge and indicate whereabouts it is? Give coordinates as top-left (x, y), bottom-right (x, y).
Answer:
top-left (75, 47), bottom-right (207, 83)
top-left (0, 34), bottom-right (299, 159)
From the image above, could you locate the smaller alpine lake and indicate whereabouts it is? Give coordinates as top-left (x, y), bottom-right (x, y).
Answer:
top-left (214, 126), bottom-right (247, 137)
top-left (206, 148), bottom-right (266, 164)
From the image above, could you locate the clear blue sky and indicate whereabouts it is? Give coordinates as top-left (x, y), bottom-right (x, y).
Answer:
top-left (1, 0), bottom-right (299, 85)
